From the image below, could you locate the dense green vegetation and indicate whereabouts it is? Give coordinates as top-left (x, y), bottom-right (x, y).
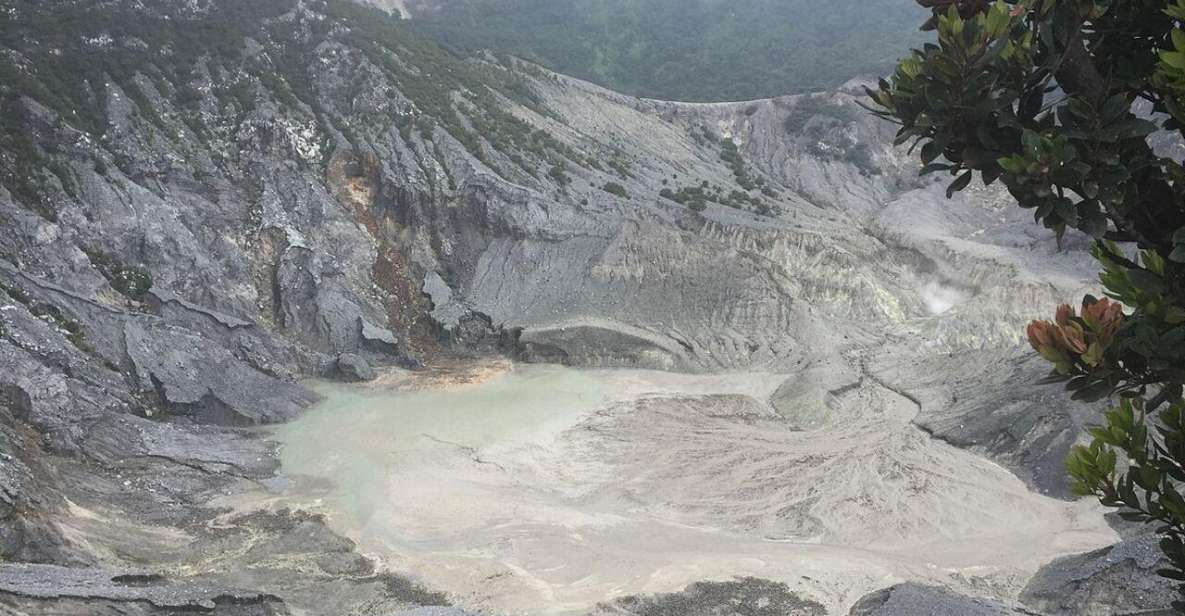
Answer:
top-left (871, 1), bottom-right (1185, 603)
top-left (406, 0), bottom-right (927, 101)
top-left (659, 181), bottom-right (772, 216)
top-left (602, 181), bottom-right (628, 198)
top-left (659, 185), bottom-right (708, 212)
top-left (83, 248), bottom-right (153, 300)
top-left (718, 138), bottom-right (757, 190)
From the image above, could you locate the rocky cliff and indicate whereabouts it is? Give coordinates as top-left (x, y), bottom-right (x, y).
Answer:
top-left (0, 0), bottom-right (1169, 613)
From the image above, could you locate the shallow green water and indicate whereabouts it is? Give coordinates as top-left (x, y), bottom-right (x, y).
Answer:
top-left (272, 364), bottom-right (607, 532)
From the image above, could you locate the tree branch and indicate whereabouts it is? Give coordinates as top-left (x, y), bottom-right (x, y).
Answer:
top-left (1049, 4), bottom-right (1183, 252)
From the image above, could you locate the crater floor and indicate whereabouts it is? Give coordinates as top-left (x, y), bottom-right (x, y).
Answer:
top-left (268, 362), bottom-right (1115, 615)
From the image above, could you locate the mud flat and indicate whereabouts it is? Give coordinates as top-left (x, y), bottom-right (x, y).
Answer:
top-left (270, 363), bottom-right (1115, 615)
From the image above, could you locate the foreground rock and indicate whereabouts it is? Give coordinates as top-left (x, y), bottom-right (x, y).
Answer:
top-left (335, 353), bottom-right (378, 382)
top-left (848, 583), bottom-right (1019, 615)
top-left (594, 577), bottom-right (826, 616)
top-left (0, 564), bottom-right (285, 615)
top-left (1021, 533), bottom-right (1178, 615)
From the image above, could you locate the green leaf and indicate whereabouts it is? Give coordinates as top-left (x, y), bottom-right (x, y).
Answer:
top-left (1101, 94), bottom-right (1129, 122)
top-left (1054, 198), bottom-right (1078, 226)
top-left (1128, 269), bottom-right (1166, 295)
top-left (1158, 568), bottom-right (1185, 581)
top-left (997, 156), bottom-right (1025, 174)
top-left (1067, 98), bottom-right (1093, 120)
top-left (1162, 50), bottom-right (1185, 70)
top-left (894, 127), bottom-right (918, 146)
top-left (1170, 244), bottom-right (1185, 263)
top-left (1072, 380), bottom-right (1113, 402)
top-left (1078, 207), bottom-right (1107, 238)
top-left (1162, 537), bottom-right (1185, 560)
top-left (985, 2), bottom-right (1009, 37)
top-left (980, 165), bottom-right (1001, 186)
top-left (1067, 376), bottom-right (1093, 391)
top-left (1021, 129), bottom-right (1043, 154)
top-left (1113, 119), bottom-right (1157, 139)
top-left (946, 170), bottom-right (973, 198)
top-left (1019, 88), bottom-right (1044, 120)
top-left (921, 140), bottom-right (942, 165)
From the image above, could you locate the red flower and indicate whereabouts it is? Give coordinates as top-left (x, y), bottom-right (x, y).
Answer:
top-left (1081, 297), bottom-right (1123, 343)
top-left (1055, 304), bottom-right (1074, 326)
top-left (1058, 323), bottom-right (1089, 354)
top-left (1027, 320), bottom-right (1057, 350)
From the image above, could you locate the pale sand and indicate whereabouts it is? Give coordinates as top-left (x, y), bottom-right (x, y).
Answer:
top-left (270, 364), bottom-right (1116, 615)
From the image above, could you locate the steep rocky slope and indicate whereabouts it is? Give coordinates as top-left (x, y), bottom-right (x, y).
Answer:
top-left (0, 0), bottom-right (1169, 613)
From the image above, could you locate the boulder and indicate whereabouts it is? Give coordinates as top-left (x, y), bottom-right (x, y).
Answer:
top-left (334, 353), bottom-right (376, 382)
top-left (848, 583), bottom-right (1016, 616)
top-left (1021, 533), bottom-right (1178, 615)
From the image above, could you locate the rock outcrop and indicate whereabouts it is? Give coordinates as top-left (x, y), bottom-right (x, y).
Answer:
top-left (594, 577), bottom-right (827, 616)
top-left (848, 583), bottom-right (1020, 615)
top-left (1021, 533), bottom-right (1178, 615)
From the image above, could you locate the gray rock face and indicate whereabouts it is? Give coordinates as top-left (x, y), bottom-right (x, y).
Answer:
top-left (0, 564), bottom-right (285, 613)
top-left (594, 577), bottom-right (826, 616)
top-left (848, 583), bottom-right (1020, 615)
top-left (1021, 533), bottom-right (1179, 615)
top-left (360, 320), bottom-right (401, 355)
top-left (334, 353), bottom-right (376, 381)
top-left (124, 320), bottom-right (317, 425)
top-left (869, 346), bottom-right (1107, 499)
top-left (0, 5), bottom-right (1088, 379)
